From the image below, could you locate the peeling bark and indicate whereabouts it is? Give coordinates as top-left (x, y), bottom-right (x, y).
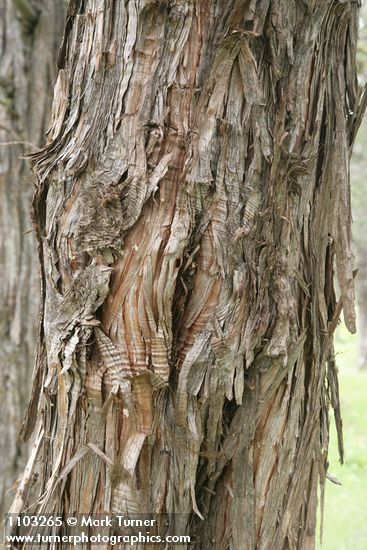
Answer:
top-left (11, 1), bottom-right (367, 549)
top-left (0, 0), bottom-right (64, 514)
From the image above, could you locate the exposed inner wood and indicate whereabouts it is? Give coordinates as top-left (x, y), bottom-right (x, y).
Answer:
top-left (10, 1), bottom-right (367, 549)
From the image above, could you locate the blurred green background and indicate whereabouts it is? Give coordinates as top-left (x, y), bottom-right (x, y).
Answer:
top-left (317, 10), bottom-right (367, 548)
top-left (317, 324), bottom-right (367, 550)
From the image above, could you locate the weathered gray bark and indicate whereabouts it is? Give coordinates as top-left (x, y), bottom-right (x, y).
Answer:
top-left (0, 0), bottom-right (64, 514)
top-left (11, 1), bottom-right (367, 549)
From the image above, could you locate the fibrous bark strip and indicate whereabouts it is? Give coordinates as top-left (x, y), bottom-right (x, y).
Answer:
top-left (11, 1), bottom-right (367, 549)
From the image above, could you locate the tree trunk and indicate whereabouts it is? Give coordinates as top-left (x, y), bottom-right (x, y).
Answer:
top-left (11, 1), bottom-right (366, 549)
top-left (0, 0), bottom-right (64, 514)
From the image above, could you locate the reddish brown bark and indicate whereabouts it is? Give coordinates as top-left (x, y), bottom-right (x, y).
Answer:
top-left (10, 1), bottom-right (367, 549)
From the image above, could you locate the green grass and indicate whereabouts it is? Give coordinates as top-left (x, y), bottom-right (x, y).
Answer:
top-left (317, 324), bottom-right (367, 550)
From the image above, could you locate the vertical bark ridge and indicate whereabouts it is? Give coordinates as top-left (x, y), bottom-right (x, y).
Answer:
top-left (12, 1), bottom-right (365, 549)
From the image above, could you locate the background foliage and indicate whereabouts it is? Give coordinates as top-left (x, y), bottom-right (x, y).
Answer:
top-left (318, 7), bottom-right (367, 548)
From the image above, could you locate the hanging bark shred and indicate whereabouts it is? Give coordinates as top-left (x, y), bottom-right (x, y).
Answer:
top-left (10, 1), bottom-right (366, 549)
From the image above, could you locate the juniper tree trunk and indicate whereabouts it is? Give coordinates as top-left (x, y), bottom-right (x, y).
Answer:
top-left (0, 0), bottom-right (64, 514)
top-left (11, 1), bottom-right (367, 548)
